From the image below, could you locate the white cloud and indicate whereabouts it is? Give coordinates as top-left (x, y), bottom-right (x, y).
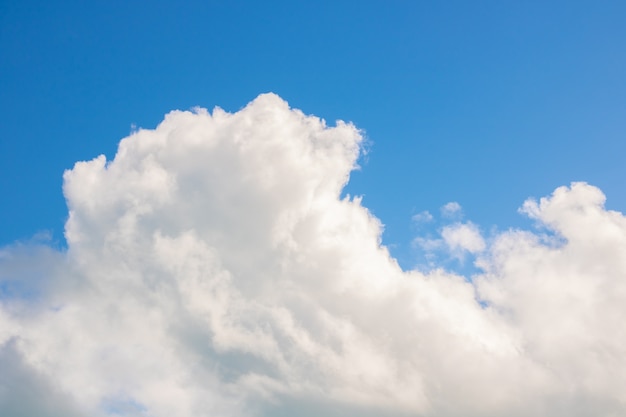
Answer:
top-left (412, 210), bottom-right (433, 224)
top-left (441, 222), bottom-right (486, 254)
top-left (413, 236), bottom-right (444, 252)
top-left (1, 94), bottom-right (626, 417)
top-left (441, 201), bottom-right (462, 217)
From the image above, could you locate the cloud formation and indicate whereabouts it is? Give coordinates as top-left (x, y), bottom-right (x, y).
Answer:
top-left (441, 201), bottom-right (462, 218)
top-left (441, 222), bottom-right (485, 254)
top-left (1, 94), bottom-right (626, 417)
top-left (411, 210), bottom-right (434, 225)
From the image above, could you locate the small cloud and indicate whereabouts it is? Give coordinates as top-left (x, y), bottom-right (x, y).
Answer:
top-left (441, 201), bottom-right (462, 218)
top-left (411, 210), bottom-right (433, 224)
top-left (441, 222), bottom-right (486, 254)
top-left (413, 236), bottom-right (443, 252)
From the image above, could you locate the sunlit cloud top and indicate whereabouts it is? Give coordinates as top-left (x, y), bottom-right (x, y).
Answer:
top-left (1, 95), bottom-right (626, 417)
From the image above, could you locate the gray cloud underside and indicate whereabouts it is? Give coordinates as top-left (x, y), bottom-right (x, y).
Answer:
top-left (1, 94), bottom-right (625, 417)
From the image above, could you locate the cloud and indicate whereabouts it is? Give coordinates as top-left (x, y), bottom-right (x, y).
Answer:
top-left (412, 210), bottom-right (434, 224)
top-left (1, 94), bottom-right (626, 417)
top-left (0, 340), bottom-right (84, 417)
top-left (441, 222), bottom-right (486, 254)
top-left (441, 201), bottom-right (462, 218)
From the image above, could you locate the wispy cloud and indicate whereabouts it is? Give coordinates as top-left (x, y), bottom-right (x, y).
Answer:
top-left (441, 201), bottom-right (462, 218)
top-left (411, 210), bottom-right (434, 224)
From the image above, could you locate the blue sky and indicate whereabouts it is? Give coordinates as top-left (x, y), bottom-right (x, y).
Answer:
top-left (2, 2), bottom-right (626, 416)
top-left (2, 0), bottom-right (625, 268)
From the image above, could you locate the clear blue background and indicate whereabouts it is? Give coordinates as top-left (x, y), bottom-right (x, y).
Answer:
top-left (1, 0), bottom-right (625, 268)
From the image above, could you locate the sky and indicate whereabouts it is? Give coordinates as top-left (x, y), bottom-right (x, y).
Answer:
top-left (1, 1), bottom-right (626, 416)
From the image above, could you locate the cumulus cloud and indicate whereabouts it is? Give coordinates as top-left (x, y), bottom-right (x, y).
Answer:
top-left (441, 222), bottom-right (486, 254)
top-left (1, 94), bottom-right (626, 417)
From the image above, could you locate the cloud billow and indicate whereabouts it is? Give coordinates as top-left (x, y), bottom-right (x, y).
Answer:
top-left (1, 94), bottom-right (625, 417)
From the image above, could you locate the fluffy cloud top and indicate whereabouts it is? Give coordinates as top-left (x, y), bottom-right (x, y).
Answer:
top-left (1, 94), bottom-right (626, 417)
